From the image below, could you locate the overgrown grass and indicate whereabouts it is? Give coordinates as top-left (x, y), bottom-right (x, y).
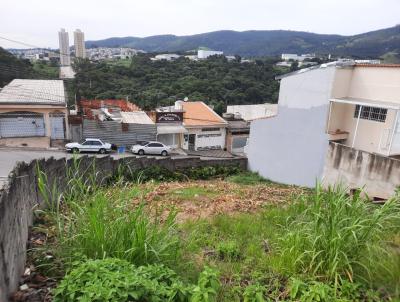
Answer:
top-left (34, 159), bottom-right (400, 301)
top-left (278, 185), bottom-right (400, 286)
top-left (227, 171), bottom-right (271, 185)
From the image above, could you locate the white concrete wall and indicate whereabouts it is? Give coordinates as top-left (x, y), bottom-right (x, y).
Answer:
top-left (247, 66), bottom-right (336, 187)
top-left (183, 127), bottom-right (226, 151)
top-left (347, 66), bottom-right (400, 103)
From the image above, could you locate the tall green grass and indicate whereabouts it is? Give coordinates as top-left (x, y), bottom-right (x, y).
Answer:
top-left (279, 185), bottom-right (400, 287)
top-left (37, 157), bottom-right (181, 269)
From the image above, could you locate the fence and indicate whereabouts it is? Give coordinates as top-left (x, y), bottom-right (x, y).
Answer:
top-left (83, 119), bottom-right (156, 147)
top-left (0, 155), bottom-right (247, 301)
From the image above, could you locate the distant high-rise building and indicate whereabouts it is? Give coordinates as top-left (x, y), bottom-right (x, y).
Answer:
top-left (58, 28), bottom-right (70, 66)
top-left (74, 29), bottom-right (86, 59)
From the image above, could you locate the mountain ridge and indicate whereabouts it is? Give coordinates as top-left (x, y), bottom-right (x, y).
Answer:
top-left (86, 25), bottom-right (400, 58)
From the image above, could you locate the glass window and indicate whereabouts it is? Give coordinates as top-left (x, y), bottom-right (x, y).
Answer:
top-left (354, 105), bottom-right (387, 123)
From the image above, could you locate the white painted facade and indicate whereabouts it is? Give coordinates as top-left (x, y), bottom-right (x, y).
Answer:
top-left (182, 127), bottom-right (226, 151)
top-left (197, 50), bottom-right (223, 59)
top-left (248, 62), bottom-right (400, 187)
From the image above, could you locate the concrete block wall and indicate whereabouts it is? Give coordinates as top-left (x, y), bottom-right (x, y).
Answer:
top-left (0, 155), bottom-right (246, 302)
top-left (322, 142), bottom-right (400, 199)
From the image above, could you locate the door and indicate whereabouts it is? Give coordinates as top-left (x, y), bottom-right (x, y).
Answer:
top-left (146, 142), bottom-right (163, 154)
top-left (188, 134), bottom-right (196, 151)
top-left (80, 140), bottom-right (92, 152)
top-left (91, 140), bottom-right (102, 152)
top-left (50, 113), bottom-right (65, 139)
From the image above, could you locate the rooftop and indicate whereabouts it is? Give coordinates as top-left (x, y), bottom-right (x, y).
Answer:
top-left (120, 111), bottom-right (154, 124)
top-left (0, 79), bottom-right (66, 106)
top-left (226, 104), bottom-right (278, 121)
top-left (181, 101), bottom-right (227, 127)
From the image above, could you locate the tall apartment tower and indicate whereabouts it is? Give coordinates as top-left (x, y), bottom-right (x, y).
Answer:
top-left (74, 29), bottom-right (86, 58)
top-left (58, 28), bottom-right (70, 66)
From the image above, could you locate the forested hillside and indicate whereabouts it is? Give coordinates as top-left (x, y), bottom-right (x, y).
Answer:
top-left (72, 55), bottom-right (282, 113)
top-left (86, 25), bottom-right (400, 59)
top-left (0, 47), bottom-right (58, 87)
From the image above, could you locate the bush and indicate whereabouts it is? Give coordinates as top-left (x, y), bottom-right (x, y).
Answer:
top-left (216, 240), bottom-right (241, 261)
top-left (57, 192), bottom-right (180, 267)
top-left (227, 171), bottom-right (270, 185)
top-left (243, 283), bottom-right (267, 302)
top-left (122, 165), bottom-right (242, 183)
top-left (279, 185), bottom-right (400, 284)
top-left (54, 258), bottom-right (220, 302)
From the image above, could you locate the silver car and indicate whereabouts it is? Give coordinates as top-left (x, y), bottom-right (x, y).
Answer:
top-left (130, 141), bottom-right (171, 156)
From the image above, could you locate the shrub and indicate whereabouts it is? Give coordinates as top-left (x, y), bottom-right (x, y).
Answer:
top-left (216, 240), bottom-right (241, 261)
top-left (57, 191), bottom-right (180, 267)
top-left (243, 283), bottom-right (267, 302)
top-left (54, 259), bottom-right (220, 302)
top-left (280, 185), bottom-right (400, 284)
top-left (227, 171), bottom-right (269, 185)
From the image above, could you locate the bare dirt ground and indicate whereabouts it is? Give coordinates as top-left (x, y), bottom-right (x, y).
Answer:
top-left (133, 180), bottom-right (306, 222)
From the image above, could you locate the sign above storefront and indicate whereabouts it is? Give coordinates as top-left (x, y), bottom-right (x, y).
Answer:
top-left (156, 112), bottom-right (183, 123)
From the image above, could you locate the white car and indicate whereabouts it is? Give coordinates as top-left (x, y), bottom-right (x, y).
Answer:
top-left (130, 141), bottom-right (171, 156)
top-left (65, 138), bottom-right (112, 154)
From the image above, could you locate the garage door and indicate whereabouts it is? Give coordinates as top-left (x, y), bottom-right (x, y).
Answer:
top-left (0, 112), bottom-right (45, 137)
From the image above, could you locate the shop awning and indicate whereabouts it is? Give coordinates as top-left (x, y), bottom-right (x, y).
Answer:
top-left (157, 125), bottom-right (188, 134)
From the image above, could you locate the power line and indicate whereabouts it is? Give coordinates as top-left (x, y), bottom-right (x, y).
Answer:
top-left (0, 35), bottom-right (75, 59)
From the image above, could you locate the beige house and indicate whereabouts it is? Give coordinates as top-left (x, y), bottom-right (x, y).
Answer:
top-left (0, 79), bottom-right (69, 148)
top-left (247, 61), bottom-right (400, 189)
top-left (327, 64), bottom-right (400, 156)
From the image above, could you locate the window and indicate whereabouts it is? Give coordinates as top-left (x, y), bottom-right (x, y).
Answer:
top-left (148, 143), bottom-right (163, 147)
top-left (91, 141), bottom-right (102, 146)
top-left (354, 105), bottom-right (387, 123)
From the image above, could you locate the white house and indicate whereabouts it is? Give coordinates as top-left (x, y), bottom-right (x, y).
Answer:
top-left (180, 101), bottom-right (227, 151)
top-left (247, 62), bottom-right (400, 187)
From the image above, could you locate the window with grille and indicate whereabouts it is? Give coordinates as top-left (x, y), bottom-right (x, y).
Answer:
top-left (353, 105), bottom-right (387, 122)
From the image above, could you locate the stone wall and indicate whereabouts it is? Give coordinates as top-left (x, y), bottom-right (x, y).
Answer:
top-left (322, 142), bottom-right (400, 199)
top-left (0, 156), bottom-right (247, 302)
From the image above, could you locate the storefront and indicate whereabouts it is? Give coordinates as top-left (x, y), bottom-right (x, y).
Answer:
top-left (156, 111), bottom-right (187, 148)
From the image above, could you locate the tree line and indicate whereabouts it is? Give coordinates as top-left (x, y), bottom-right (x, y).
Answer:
top-left (72, 54), bottom-right (283, 114)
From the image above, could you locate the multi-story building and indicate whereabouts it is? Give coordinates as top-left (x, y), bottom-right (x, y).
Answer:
top-left (58, 28), bottom-right (70, 66)
top-left (74, 29), bottom-right (86, 59)
top-left (247, 61), bottom-right (400, 198)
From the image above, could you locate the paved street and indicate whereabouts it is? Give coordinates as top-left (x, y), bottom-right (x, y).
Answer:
top-left (0, 148), bottom-right (189, 188)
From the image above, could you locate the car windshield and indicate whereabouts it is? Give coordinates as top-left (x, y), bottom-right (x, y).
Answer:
top-left (79, 139), bottom-right (86, 144)
top-left (138, 141), bottom-right (149, 146)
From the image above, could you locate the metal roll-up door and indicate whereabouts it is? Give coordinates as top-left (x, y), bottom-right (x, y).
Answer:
top-left (0, 111), bottom-right (45, 137)
top-left (50, 113), bottom-right (65, 139)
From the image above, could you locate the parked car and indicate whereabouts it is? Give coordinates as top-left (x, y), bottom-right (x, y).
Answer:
top-left (65, 138), bottom-right (112, 154)
top-left (130, 141), bottom-right (171, 156)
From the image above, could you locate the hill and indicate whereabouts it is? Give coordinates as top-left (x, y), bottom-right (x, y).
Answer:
top-left (86, 25), bottom-right (400, 58)
top-left (0, 47), bottom-right (58, 87)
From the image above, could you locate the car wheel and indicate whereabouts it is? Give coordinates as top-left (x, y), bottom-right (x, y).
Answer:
top-left (138, 149), bottom-right (145, 155)
top-left (99, 148), bottom-right (106, 154)
top-left (161, 150), bottom-right (168, 156)
top-left (72, 147), bottom-right (79, 154)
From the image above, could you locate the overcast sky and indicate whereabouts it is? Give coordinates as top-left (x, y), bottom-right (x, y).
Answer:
top-left (0, 0), bottom-right (399, 49)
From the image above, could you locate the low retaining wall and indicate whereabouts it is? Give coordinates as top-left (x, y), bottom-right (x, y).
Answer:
top-left (322, 142), bottom-right (400, 199)
top-left (0, 156), bottom-right (247, 302)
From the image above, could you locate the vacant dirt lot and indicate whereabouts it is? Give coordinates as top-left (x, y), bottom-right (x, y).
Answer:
top-left (131, 180), bottom-right (306, 222)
